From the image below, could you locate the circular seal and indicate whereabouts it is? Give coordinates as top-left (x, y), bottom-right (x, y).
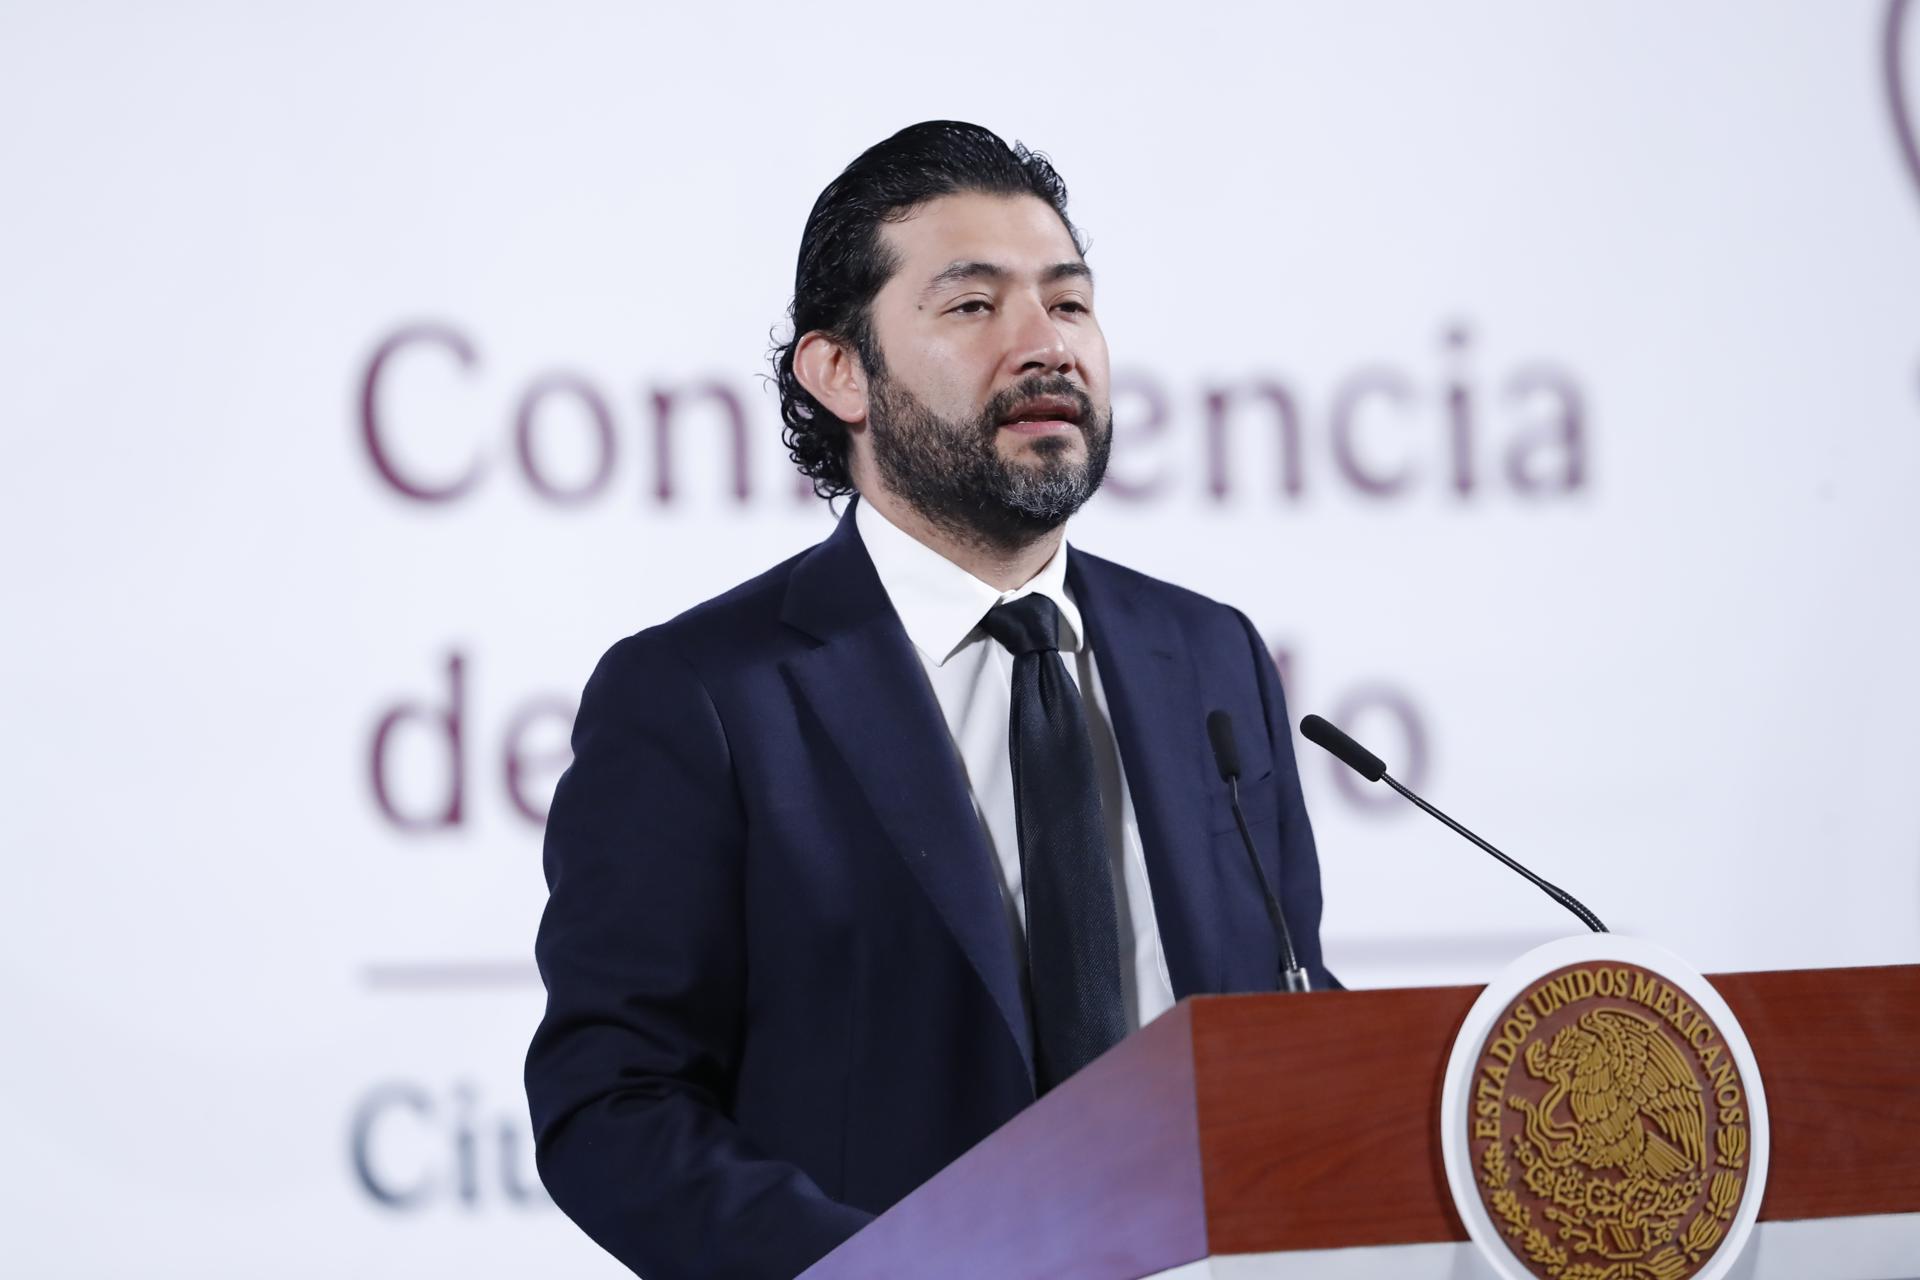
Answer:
top-left (1441, 937), bottom-right (1769, 1280)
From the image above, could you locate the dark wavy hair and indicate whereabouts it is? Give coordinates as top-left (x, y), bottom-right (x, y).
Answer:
top-left (772, 121), bottom-right (1086, 499)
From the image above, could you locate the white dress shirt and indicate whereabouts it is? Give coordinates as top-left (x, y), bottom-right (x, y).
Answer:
top-left (853, 499), bottom-right (1177, 1031)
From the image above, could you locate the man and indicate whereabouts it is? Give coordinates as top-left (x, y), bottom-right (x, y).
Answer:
top-left (526, 121), bottom-right (1335, 1280)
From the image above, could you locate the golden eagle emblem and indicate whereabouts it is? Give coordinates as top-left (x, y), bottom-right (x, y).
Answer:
top-left (1467, 963), bottom-right (1753, 1280)
top-left (1517, 1009), bottom-right (1706, 1185)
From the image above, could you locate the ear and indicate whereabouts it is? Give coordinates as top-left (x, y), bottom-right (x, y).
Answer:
top-left (792, 331), bottom-right (870, 427)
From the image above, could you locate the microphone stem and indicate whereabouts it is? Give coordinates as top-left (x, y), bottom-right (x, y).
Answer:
top-left (1229, 777), bottom-right (1311, 988)
top-left (1381, 773), bottom-right (1608, 934)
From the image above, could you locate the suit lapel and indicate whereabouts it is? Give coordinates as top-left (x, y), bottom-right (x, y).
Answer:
top-left (781, 509), bottom-right (1035, 1081)
top-left (1067, 550), bottom-right (1222, 998)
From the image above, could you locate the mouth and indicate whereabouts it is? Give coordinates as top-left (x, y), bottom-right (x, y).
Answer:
top-left (996, 394), bottom-right (1084, 437)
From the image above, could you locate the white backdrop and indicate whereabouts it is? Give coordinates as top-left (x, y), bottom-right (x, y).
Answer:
top-left (4, 2), bottom-right (1918, 1275)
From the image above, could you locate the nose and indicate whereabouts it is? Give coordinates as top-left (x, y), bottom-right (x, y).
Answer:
top-left (1005, 295), bottom-right (1075, 378)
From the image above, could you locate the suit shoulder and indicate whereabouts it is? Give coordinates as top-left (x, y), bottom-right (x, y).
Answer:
top-left (1070, 547), bottom-right (1254, 633)
top-left (588, 543), bottom-right (811, 689)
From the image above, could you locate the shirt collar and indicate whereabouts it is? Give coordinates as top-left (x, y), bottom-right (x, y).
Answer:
top-left (853, 497), bottom-right (1085, 667)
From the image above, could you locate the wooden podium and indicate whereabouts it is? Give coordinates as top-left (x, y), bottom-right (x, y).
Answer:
top-left (803, 965), bottom-right (1920, 1279)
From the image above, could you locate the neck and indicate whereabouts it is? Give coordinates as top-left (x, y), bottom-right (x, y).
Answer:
top-left (857, 486), bottom-right (1064, 592)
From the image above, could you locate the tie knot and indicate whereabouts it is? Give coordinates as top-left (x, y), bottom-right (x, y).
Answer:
top-left (980, 594), bottom-right (1062, 656)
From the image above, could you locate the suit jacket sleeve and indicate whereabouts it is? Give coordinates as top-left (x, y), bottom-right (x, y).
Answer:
top-left (525, 630), bottom-right (873, 1279)
top-left (1236, 609), bottom-right (1342, 991)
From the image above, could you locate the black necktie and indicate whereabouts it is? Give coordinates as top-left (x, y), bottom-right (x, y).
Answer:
top-left (979, 594), bottom-right (1126, 1092)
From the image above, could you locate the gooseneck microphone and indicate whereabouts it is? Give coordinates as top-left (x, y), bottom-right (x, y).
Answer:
top-left (1206, 710), bottom-right (1312, 992)
top-left (1298, 714), bottom-right (1607, 933)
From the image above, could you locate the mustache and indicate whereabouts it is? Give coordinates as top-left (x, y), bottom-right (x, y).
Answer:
top-left (981, 375), bottom-right (1096, 429)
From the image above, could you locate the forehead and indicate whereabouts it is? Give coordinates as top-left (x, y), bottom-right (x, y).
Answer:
top-left (879, 191), bottom-right (1083, 279)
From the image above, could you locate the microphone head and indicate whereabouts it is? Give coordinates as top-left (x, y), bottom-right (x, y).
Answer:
top-left (1300, 714), bottom-right (1387, 782)
top-left (1205, 710), bottom-right (1241, 781)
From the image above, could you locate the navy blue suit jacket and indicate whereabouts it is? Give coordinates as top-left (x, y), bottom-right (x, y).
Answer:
top-left (525, 508), bottom-right (1334, 1280)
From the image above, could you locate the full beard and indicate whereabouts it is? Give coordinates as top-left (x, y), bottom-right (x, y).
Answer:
top-left (865, 371), bottom-right (1113, 555)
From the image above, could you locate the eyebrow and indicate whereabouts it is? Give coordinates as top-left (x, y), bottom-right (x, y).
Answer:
top-left (921, 260), bottom-right (1093, 296)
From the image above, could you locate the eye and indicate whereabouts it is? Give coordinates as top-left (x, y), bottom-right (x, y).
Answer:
top-left (948, 299), bottom-right (993, 315)
top-left (1052, 300), bottom-right (1089, 315)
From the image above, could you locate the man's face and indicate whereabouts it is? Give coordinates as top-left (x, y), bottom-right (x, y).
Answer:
top-left (856, 191), bottom-right (1113, 548)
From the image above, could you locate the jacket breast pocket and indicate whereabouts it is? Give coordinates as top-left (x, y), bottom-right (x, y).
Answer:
top-left (1207, 771), bottom-right (1280, 836)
